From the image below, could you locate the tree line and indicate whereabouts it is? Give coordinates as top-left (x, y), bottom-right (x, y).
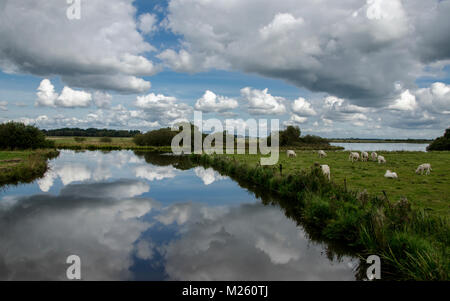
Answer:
top-left (133, 125), bottom-right (330, 147)
top-left (42, 128), bottom-right (141, 137)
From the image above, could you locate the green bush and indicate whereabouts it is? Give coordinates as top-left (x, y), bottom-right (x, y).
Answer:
top-left (74, 137), bottom-right (86, 142)
top-left (134, 124), bottom-right (204, 147)
top-left (268, 125), bottom-right (330, 147)
top-left (0, 122), bottom-right (54, 149)
top-left (99, 137), bottom-right (112, 143)
top-left (427, 128), bottom-right (450, 151)
top-left (133, 128), bottom-right (177, 146)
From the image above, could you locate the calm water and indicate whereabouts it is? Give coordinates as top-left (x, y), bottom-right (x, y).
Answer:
top-left (331, 142), bottom-right (429, 152)
top-left (0, 150), bottom-right (359, 280)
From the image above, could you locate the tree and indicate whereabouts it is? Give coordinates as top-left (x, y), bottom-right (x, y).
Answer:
top-left (133, 128), bottom-right (178, 146)
top-left (427, 128), bottom-right (450, 151)
top-left (278, 126), bottom-right (302, 146)
top-left (0, 122), bottom-right (54, 149)
top-left (267, 125), bottom-right (330, 146)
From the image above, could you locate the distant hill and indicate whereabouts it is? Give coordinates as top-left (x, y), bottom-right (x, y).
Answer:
top-left (42, 128), bottom-right (141, 137)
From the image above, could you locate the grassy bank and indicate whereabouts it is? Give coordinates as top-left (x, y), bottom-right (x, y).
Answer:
top-left (329, 139), bottom-right (432, 144)
top-left (0, 150), bottom-right (60, 186)
top-left (190, 153), bottom-right (449, 280)
top-left (221, 150), bottom-right (450, 216)
top-left (47, 136), bottom-right (172, 151)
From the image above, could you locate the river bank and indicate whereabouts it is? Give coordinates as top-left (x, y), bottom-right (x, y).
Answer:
top-left (190, 153), bottom-right (449, 280)
top-left (0, 149), bottom-right (60, 186)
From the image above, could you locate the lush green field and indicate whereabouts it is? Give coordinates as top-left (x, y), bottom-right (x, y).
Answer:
top-left (0, 150), bottom-right (59, 186)
top-left (221, 150), bottom-right (450, 216)
top-left (47, 136), bottom-right (173, 151)
top-left (0, 150), bottom-right (34, 162)
top-left (48, 136), bottom-right (135, 147)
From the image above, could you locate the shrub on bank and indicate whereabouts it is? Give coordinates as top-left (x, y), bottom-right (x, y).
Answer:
top-left (0, 122), bottom-right (54, 149)
top-left (134, 128), bottom-right (178, 146)
top-left (427, 128), bottom-right (450, 151)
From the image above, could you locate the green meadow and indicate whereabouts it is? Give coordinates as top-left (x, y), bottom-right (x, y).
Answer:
top-left (222, 150), bottom-right (450, 217)
top-left (47, 136), bottom-right (135, 147)
top-left (0, 150), bottom-right (59, 186)
top-left (46, 136), bottom-right (172, 151)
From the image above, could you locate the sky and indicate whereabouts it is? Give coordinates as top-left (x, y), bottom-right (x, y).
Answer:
top-left (0, 0), bottom-right (449, 139)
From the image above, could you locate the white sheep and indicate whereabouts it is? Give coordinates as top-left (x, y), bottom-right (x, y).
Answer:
top-left (318, 150), bottom-right (327, 158)
top-left (384, 170), bottom-right (398, 179)
top-left (361, 151), bottom-right (369, 162)
top-left (321, 164), bottom-right (331, 181)
top-left (371, 152), bottom-right (378, 161)
top-left (378, 155), bottom-right (386, 164)
top-left (286, 150), bottom-right (297, 158)
top-left (416, 163), bottom-right (432, 175)
top-left (349, 152), bottom-right (360, 162)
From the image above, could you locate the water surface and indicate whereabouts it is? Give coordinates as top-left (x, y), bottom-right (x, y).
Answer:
top-left (0, 150), bottom-right (359, 280)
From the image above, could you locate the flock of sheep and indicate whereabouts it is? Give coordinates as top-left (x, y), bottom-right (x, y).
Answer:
top-left (286, 150), bottom-right (432, 181)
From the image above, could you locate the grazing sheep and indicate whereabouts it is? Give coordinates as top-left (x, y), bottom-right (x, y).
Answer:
top-left (361, 151), bottom-right (369, 162)
top-left (416, 163), bottom-right (432, 175)
top-left (349, 152), bottom-right (360, 162)
top-left (384, 170), bottom-right (398, 179)
top-left (371, 152), bottom-right (378, 161)
top-left (318, 150), bottom-right (327, 158)
top-left (321, 164), bottom-right (331, 181)
top-left (286, 150), bottom-right (297, 158)
top-left (378, 155), bottom-right (386, 164)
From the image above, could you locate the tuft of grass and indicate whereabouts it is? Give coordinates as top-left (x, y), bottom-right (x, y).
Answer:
top-left (99, 137), bottom-right (112, 143)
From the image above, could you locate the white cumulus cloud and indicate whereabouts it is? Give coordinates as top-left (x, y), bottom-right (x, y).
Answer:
top-left (240, 87), bottom-right (286, 115)
top-left (388, 90), bottom-right (418, 111)
top-left (195, 90), bottom-right (238, 113)
top-left (291, 97), bottom-right (316, 116)
top-left (35, 79), bottom-right (92, 108)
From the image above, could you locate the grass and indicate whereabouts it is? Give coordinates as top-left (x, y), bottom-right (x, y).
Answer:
top-left (0, 149), bottom-right (60, 186)
top-left (190, 153), bottom-right (449, 280)
top-left (47, 136), bottom-right (172, 151)
top-left (220, 150), bottom-right (450, 216)
top-left (48, 136), bottom-right (135, 147)
top-left (48, 136), bottom-right (343, 151)
top-left (329, 139), bottom-right (432, 143)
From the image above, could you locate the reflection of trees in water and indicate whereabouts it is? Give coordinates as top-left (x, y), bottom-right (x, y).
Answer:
top-left (133, 151), bottom-right (194, 171)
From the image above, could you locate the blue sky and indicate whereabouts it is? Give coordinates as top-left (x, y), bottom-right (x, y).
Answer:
top-left (0, 0), bottom-right (449, 138)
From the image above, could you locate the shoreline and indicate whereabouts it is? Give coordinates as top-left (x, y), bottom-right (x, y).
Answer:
top-left (329, 139), bottom-right (432, 144)
top-left (189, 153), bottom-right (449, 280)
top-left (0, 149), bottom-right (60, 187)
